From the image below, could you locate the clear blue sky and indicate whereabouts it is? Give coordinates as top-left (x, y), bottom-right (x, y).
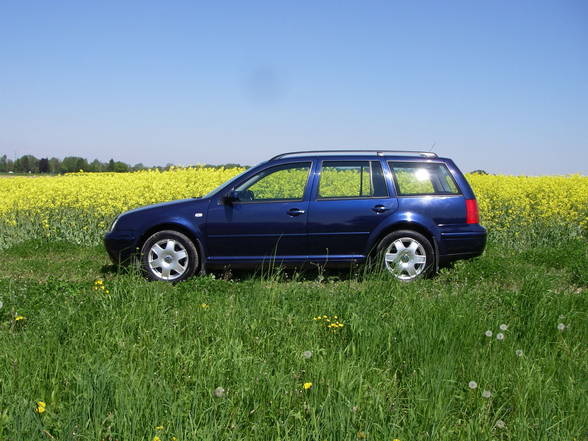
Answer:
top-left (1, 0), bottom-right (586, 174)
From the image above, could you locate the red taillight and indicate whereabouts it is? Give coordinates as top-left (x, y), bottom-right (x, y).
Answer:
top-left (465, 199), bottom-right (479, 224)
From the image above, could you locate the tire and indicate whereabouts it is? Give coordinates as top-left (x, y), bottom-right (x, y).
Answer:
top-left (374, 230), bottom-right (435, 281)
top-left (140, 230), bottom-right (199, 282)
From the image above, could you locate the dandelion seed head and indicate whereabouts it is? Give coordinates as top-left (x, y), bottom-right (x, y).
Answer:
top-left (495, 419), bottom-right (506, 429)
top-left (496, 333), bottom-right (505, 340)
top-left (499, 324), bottom-right (508, 331)
top-left (468, 381), bottom-right (478, 389)
top-left (516, 349), bottom-right (524, 357)
top-left (213, 387), bottom-right (225, 398)
top-left (557, 323), bottom-right (566, 331)
top-left (485, 330), bottom-right (492, 337)
top-left (482, 390), bottom-right (492, 398)
top-left (302, 350), bottom-right (313, 359)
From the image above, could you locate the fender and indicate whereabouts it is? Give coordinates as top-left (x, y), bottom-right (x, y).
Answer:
top-left (136, 215), bottom-right (207, 271)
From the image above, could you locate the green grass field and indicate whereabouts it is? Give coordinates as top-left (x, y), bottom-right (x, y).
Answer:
top-left (0, 236), bottom-right (586, 441)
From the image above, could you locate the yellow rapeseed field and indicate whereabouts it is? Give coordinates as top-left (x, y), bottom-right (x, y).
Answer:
top-left (0, 168), bottom-right (586, 248)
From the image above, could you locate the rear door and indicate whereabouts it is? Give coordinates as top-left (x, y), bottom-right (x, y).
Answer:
top-left (306, 159), bottom-right (397, 258)
top-left (206, 161), bottom-right (312, 260)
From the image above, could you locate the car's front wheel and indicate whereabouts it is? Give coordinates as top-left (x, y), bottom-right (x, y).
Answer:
top-left (140, 230), bottom-right (199, 282)
top-left (375, 230), bottom-right (434, 281)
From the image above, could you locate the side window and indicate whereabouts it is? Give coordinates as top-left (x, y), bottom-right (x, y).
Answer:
top-left (319, 161), bottom-right (388, 198)
top-left (389, 162), bottom-right (460, 196)
top-left (234, 162), bottom-right (311, 201)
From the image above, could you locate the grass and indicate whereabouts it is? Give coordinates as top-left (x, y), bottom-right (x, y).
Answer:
top-left (0, 238), bottom-right (586, 441)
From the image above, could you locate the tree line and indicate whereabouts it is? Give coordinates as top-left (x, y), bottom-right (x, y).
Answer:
top-left (0, 154), bottom-right (244, 174)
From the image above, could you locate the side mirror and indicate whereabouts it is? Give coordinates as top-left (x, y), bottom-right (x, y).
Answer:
top-left (222, 190), bottom-right (240, 205)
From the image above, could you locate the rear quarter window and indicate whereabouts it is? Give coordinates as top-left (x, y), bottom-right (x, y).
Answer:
top-left (389, 162), bottom-right (460, 196)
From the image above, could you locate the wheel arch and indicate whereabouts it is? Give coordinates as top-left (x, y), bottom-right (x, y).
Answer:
top-left (138, 222), bottom-right (206, 273)
top-left (367, 221), bottom-right (440, 270)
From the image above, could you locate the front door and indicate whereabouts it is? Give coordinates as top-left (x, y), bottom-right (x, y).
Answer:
top-left (206, 161), bottom-right (313, 261)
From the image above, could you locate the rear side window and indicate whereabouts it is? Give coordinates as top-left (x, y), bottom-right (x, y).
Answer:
top-left (389, 162), bottom-right (460, 196)
top-left (319, 161), bottom-right (388, 198)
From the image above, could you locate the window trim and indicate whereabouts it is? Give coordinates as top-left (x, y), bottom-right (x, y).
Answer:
top-left (316, 159), bottom-right (389, 200)
top-left (227, 161), bottom-right (313, 204)
top-left (388, 161), bottom-right (462, 197)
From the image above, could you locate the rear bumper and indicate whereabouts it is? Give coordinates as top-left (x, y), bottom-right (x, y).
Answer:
top-left (103, 231), bottom-right (138, 265)
top-left (438, 224), bottom-right (487, 264)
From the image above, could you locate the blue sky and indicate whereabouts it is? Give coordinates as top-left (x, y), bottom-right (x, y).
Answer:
top-left (1, 0), bottom-right (586, 174)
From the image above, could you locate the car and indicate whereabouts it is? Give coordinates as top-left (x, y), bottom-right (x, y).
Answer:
top-left (104, 150), bottom-right (487, 282)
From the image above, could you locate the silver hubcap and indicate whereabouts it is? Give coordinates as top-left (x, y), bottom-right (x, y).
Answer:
top-left (148, 239), bottom-right (189, 281)
top-left (384, 237), bottom-right (427, 280)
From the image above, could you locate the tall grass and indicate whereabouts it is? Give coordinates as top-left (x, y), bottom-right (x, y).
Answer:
top-left (0, 239), bottom-right (586, 440)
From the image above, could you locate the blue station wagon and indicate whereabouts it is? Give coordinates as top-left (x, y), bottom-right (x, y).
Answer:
top-left (104, 150), bottom-right (487, 281)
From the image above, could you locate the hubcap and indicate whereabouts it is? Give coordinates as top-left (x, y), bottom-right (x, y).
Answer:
top-left (148, 239), bottom-right (189, 281)
top-left (384, 237), bottom-right (427, 280)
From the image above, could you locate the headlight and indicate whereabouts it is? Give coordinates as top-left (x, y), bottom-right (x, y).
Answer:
top-left (109, 215), bottom-right (120, 232)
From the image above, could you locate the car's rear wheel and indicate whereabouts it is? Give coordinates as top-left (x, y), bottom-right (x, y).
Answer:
top-left (375, 230), bottom-right (434, 281)
top-left (140, 230), bottom-right (199, 282)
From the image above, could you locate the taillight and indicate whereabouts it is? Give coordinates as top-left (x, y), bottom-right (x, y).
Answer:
top-left (465, 199), bottom-right (479, 224)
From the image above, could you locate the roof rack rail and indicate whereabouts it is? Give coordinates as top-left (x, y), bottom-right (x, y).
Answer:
top-left (270, 149), bottom-right (438, 161)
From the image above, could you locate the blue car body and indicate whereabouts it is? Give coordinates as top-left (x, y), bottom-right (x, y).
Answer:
top-left (104, 152), bottom-right (486, 272)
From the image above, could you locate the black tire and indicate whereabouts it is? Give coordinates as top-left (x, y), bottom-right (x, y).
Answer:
top-left (140, 230), bottom-right (199, 282)
top-left (374, 230), bottom-right (435, 281)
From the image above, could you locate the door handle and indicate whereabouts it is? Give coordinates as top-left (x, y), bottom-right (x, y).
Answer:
top-left (372, 205), bottom-right (389, 213)
top-left (287, 208), bottom-right (306, 216)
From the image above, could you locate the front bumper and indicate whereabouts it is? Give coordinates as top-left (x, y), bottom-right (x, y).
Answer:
top-left (104, 231), bottom-right (138, 265)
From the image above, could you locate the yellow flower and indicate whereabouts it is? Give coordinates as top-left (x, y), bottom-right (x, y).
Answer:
top-left (15, 314), bottom-right (26, 321)
top-left (303, 382), bottom-right (313, 390)
top-left (155, 425), bottom-right (164, 430)
top-left (200, 303), bottom-right (209, 309)
top-left (153, 436), bottom-right (161, 441)
top-left (35, 401), bottom-right (46, 413)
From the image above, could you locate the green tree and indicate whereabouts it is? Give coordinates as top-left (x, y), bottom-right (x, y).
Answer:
top-left (49, 157), bottom-right (61, 174)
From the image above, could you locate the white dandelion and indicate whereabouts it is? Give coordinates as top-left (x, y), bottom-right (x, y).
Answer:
top-left (468, 381), bottom-right (478, 389)
top-left (496, 333), bottom-right (505, 341)
top-left (213, 387), bottom-right (226, 398)
top-left (557, 323), bottom-right (566, 331)
top-left (485, 330), bottom-right (493, 337)
top-left (499, 324), bottom-right (508, 331)
top-left (515, 349), bottom-right (524, 357)
top-left (482, 390), bottom-right (492, 398)
top-left (302, 350), bottom-right (313, 360)
top-left (495, 419), bottom-right (506, 429)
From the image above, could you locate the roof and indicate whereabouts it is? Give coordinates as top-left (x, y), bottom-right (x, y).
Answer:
top-left (270, 150), bottom-right (438, 161)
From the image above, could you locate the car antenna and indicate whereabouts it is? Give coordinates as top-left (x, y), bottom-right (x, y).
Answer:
top-left (429, 142), bottom-right (437, 154)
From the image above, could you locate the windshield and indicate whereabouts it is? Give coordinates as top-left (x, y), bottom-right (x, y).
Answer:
top-left (201, 167), bottom-right (252, 199)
